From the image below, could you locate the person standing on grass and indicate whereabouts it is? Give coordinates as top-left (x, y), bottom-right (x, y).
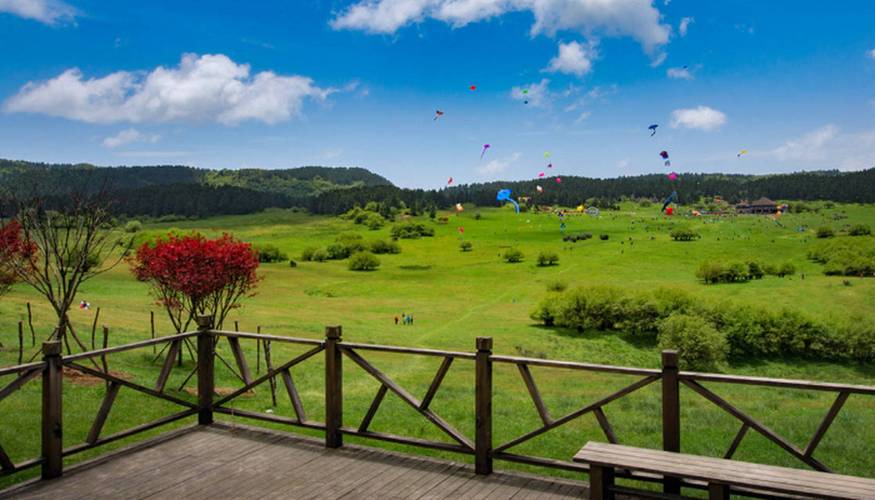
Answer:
top-left (394, 316), bottom-right (399, 325)
top-left (409, 315), bottom-right (414, 325)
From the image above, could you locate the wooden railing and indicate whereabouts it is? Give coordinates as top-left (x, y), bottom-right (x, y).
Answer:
top-left (2, 315), bottom-right (874, 496)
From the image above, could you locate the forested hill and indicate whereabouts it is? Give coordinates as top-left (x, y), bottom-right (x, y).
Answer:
top-left (1, 158), bottom-right (872, 217)
top-left (310, 168), bottom-right (875, 215)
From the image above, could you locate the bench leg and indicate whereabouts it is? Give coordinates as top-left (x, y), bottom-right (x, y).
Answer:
top-left (708, 482), bottom-right (730, 500)
top-left (588, 465), bottom-right (615, 500)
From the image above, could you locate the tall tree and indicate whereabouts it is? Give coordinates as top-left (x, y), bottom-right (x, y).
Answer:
top-left (0, 220), bottom-right (26, 297)
top-left (7, 192), bottom-right (132, 352)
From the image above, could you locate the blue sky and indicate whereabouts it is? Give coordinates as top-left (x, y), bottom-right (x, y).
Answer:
top-left (0, 0), bottom-right (873, 188)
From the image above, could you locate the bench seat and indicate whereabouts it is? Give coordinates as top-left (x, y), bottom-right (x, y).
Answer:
top-left (573, 442), bottom-right (875, 500)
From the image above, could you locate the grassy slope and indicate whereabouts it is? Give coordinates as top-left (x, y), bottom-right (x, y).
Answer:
top-left (1, 203), bottom-right (874, 487)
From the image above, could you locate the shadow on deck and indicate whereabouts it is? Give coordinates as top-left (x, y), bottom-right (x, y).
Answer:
top-left (0, 424), bottom-right (591, 499)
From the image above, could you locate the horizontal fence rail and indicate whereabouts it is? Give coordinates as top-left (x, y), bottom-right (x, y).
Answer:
top-left (1, 315), bottom-right (874, 497)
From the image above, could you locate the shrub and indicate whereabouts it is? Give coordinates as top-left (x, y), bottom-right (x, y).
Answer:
top-left (288, 259), bottom-right (297, 268)
top-left (364, 213), bottom-right (385, 230)
top-left (459, 241), bottom-right (473, 252)
top-left (503, 248), bottom-right (524, 263)
top-left (638, 199), bottom-right (652, 208)
top-left (537, 251), bottom-right (559, 267)
top-left (848, 224), bottom-right (872, 236)
top-left (545, 280), bottom-right (567, 292)
top-left (124, 220), bottom-right (142, 233)
top-left (670, 228), bottom-right (700, 241)
top-left (369, 239), bottom-right (401, 254)
top-left (816, 226), bottom-right (835, 238)
top-left (391, 222), bottom-right (435, 239)
top-left (474, 213), bottom-right (482, 220)
top-left (254, 244), bottom-right (288, 263)
top-left (530, 295), bottom-right (561, 326)
top-left (747, 261), bottom-right (764, 280)
top-left (348, 251), bottom-right (380, 271)
top-left (310, 248), bottom-right (328, 262)
top-left (696, 261), bottom-right (725, 284)
top-left (326, 243), bottom-right (350, 260)
top-left (300, 247), bottom-right (318, 261)
top-left (657, 313), bottom-right (728, 371)
top-left (777, 262), bottom-right (796, 277)
top-left (599, 234), bottom-right (609, 241)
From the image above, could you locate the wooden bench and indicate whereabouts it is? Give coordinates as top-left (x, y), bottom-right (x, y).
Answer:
top-left (573, 442), bottom-right (875, 500)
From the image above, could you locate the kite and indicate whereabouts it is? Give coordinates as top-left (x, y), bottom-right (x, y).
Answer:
top-left (547, 163), bottom-right (553, 168)
top-left (667, 172), bottom-right (678, 181)
top-left (458, 226), bottom-right (465, 233)
top-left (480, 144), bottom-right (491, 160)
top-left (469, 85), bottom-right (477, 91)
top-left (661, 190), bottom-right (678, 212)
top-left (660, 151), bottom-right (669, 159)
top-left (496, 189), bottom-right (520, 213)
top-left (522, 89), bottom-right (529, 104)
top-left (648, 124), bottom-right (659, 137)
top-left (434, 110), bottom-right (444, 121)
top-left (555, 177), bottom-right (562, 183)
top-left (536, 185), bottom-right (544, 193)
top-left (455, 203), bottom-right (464, 212)
top-left (544, 152), bottom-right (551, 158)
top-left (737, 149), bottom-right (748, 158)
top-left (665, 207), bottom-right (674, 216)
top-left (538, 172), bottom-right (545, 177)
top-left (447, 177), bottom-right (453, 185)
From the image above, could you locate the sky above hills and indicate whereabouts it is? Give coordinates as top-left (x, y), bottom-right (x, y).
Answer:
top-left (0, 0), bottom-right (873, 188)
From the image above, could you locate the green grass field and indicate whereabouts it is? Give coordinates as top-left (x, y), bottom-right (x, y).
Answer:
top-left (2, 203), bottom-right (875, 488)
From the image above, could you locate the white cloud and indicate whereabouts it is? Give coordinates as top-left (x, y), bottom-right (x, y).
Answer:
top-left (546, 40), bottom-right (597, 76)
top-left (670, 105), bottom-right (727, 131)
top-left (770, 125), bottom-right (875, 170)
top-left (331, 0), bottom-right (671, 53)
top-left (477, 152), bottom-right (520, 176)
top-left (0, 0), bottom-right (75, 25)
top-left (102, 128), bottom-right (160, 148)
top-left (574, 111), bottom-right (591, 124)
top-left (678, 16), bottom-right (693, 37)
top-left (649, 51), bottom-right (667, 67)
top-left (511, 79), bottom-right (550, 107)
top-left (868, 48), bottom-right (875, 60)
top-left (772, 124), bottom-right (839, 161)
top-left (4, 53), bottom-right (333, 125)
top-left (666, 66), bottom-right (693, 79)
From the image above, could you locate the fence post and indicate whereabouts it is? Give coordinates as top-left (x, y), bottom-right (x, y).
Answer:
top-left (475, 337), bottom-right (493, 475)
top-left (41, 341), bottom-right (63, 479)
top-left (196, 315), bottom-right (215, 425)
top-left (661, 350), bottom-right (681, 494)
top-left (325, 325), bottom-right (343, 448)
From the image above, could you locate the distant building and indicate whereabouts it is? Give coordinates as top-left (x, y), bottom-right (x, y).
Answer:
top-left (736, 197), bottom-right (779, 214)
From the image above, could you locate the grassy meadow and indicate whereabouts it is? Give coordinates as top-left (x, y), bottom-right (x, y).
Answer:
top-left (2, 202), bottom-right (875, 488)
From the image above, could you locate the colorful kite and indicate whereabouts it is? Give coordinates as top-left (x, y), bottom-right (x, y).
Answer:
top-left (555, 177), bottom-right (562, 183)
top-left (544, 152), bottom-right (551, 158)
top-left (434, 110), bottom-right (444, 121)
top-left (667, 172), bottom-right (678, 181)
top-left (496, 189), bottom-right (520, 213)
top-left (458, 226), bottom-right (465, 233)
top-left (737, 149), bottom-right (748, 158)
top-left (648, 124), bottom-right (659, 137)
top-left (447, 176), bottom-right (453, 185)
top-left (480, 144), bottom-right (491, 160)
top-left (660, 151), bottom-right (669, 159)
top-left (469, 85), bottom-right (477, 91)
top-left (661, 190), bottom-right (678, 212)
top-left (538, 172), bottom-right (545, 177)
top-left (547, 163), bottom-right (553, 168)
top-left (455, 203), bottom-right (464, 212)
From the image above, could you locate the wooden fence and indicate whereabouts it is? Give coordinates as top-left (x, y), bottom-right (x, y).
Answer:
top-left (2, 315), bottom-right (874, 495)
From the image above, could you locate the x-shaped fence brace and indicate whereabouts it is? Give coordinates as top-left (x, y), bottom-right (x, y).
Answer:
top-left (0, 366), bottom-right (44, 474)
top-left (340, 347), bottom-right (475, 453)
top-left (494, 365), bottom-right (659, 455)
top-left (681, 379), bottom-right (849, 473)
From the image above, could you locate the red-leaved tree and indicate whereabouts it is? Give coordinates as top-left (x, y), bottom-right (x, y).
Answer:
top-left (131, 233), bottom-right (260, 332)
top-left (0, 220), bottom-right (28, 297)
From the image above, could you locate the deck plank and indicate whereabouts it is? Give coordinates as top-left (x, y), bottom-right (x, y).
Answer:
top-left (1, 424), bottom-right (589, 500)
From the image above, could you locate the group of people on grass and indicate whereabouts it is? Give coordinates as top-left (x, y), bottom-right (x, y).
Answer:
top-left (395, 313), bottom-right (414, 325)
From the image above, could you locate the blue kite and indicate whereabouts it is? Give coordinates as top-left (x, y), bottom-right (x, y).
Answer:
top-left (648, 124), bottom-right (659, 137)
top-left (661, 190), bottom-right (678, 212)
top-left (496, 189), bottom-right (520, 213)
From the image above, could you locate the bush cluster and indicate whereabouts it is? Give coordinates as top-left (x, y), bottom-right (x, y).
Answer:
top-left (459, 241), bottom-right (473, 252)
top-left (696, 260), bottom-right (794, 284)
top-left (537, 251), bottom-right (559, 267)
top-left (503, 248), bottom-right (524, 263)
top-left (391, 222), bottom-right (435, 239)
top-left (368, 239), bottom-right (401, 254)
top-left (301, 234), bottom-right (399, 263)
top-left (670, 228), bottom-right (700, 241)
top-left (340, 206), bottom-right (387, 230)
top-left (563, 232), bottom-right (592, 242)
top-left (599, 234), bottom-right (609, 241)
top-left (124, 220), bottom-right (143, 233)
top-left (816, 226), bottom-right (834, 239)
top-left (848, 224), bottom-right (872, 236)
top-left (529, 285), bottom-right (875, 369)
top-left (254, 244), bottom-right (289, 263)
top-left (808, 239), bottom-right (875, 277)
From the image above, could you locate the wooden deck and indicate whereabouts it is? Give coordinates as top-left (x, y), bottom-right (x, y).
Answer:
top-left (0, 423), bottom-right (591, 499)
